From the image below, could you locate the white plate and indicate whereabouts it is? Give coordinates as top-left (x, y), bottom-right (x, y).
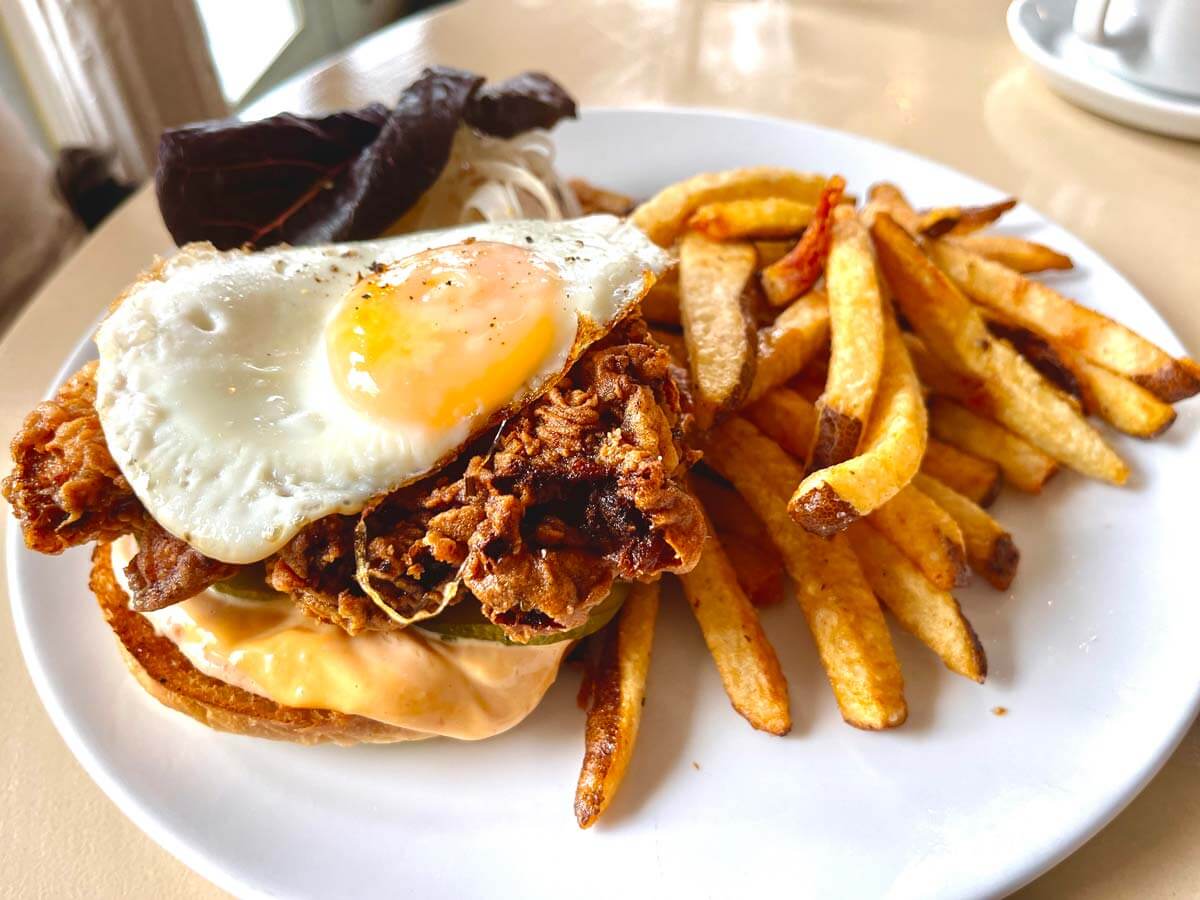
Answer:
top-left (10, 108), bottom-right (1200, 900)
top-left (1007, 0), bottom-right (1200, 141)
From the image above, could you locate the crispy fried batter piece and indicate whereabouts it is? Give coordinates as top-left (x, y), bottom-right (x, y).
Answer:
top-left (3, 362), bottom-right (142, 552)
top-left (278, 318), bottom-right (705, 643)
top-left (125, 519), bottom-right (239, 611)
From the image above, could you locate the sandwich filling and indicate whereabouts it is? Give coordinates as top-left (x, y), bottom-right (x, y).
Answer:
top-left (110, 535), bottom-right (568, 739)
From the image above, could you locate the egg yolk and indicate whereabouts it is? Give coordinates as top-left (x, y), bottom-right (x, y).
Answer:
top-left (325, 241), bottom-right (572, 430)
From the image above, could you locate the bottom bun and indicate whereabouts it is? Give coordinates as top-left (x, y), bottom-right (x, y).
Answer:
top-left (90, 543), bottom-right (423, 745)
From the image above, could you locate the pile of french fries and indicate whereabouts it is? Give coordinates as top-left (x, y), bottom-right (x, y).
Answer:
top-left (572, 167), bottom-right (1200, 828)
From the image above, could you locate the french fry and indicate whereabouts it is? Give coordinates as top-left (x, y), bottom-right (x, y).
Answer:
top-left (743, 386), bottom-right (817, 459)
top-left (1062, 345), bottom-right (1177, 438)
top-left (788, 308), bottom-right (927, 536)
top-left (706, 417), bottom-right (907, 729)
top-left (570, 179), bottom-right (637, 216)
top-left (862, 182), bottom-right (922, 233)
top-left (929, 239), bottom-right (1200, 402)
top-left (984, 316), bottom-right (1084, 406)
top-left (679, 231), bottom-right (758, 426)
top-left (688, 198), bottom-right (815, 240)
top-left (632, 167), bottom-right (831, 247)
top-left (755, 240), bottom-right (794, 267)
top-left (811, 205), bottom-right (885, 469)
top-left (640, 275), bottom-right (680, 326)
top-left (928, 397), bottom-right (1059, 493)
top-left (690, 470), bottom-right (786, 607)
top-left (680, 499), bottom-right (791, 734)
top-left (760, 176), bottom-right (846, 306)
top-left (871, 213), bottom-right (1129, 484)
top-left (914, 474), bottom-right (1019, 591)
top-left (944, 232), bottom-right (1073, 273)
top-left (903, 331), bottom-right (991, 409)
top-left (575, 579), bottom-right (660, 829)
top-left (744, 290), bottom-right (830, 404)
top-left (848, 522), bottom-right (987, 682)
top-left (921, 438), bottom-right (1002, 507)
top-left (916, 198), bottom-right (1017, 238)
top-left (867, 484), bottom-right (968, 591)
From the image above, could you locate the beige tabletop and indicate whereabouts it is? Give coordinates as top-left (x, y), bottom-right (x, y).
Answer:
top-left (2, 1), bottom-right (1198, 896)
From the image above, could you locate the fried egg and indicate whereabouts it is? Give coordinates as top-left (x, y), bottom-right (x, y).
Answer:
top-left (95, 216), bottom-right (669, 564)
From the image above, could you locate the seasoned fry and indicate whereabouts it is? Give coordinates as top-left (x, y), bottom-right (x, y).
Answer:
top-left (872, 213), bottom-right (1129, 484)
top-left (928, 397), bottom-right (1059, 493)
top-left (903, 331), bottom-right (990, 408)
top-left (788, 308), bottom-right (927, 536)
top-left (848, 522), bottom-right (986, 682)
top-left (944, 232), bottom-right (1073, 273)
top-left (632, 167), bottom-right (830, 247)
top-left (811, 205), bottom-right (885, 469)
top-left (690, 471), bottom-right (786, 607)
top-left (640, 275), bottom-right (680, 326)
top-left (680, 501), bottom-right (791, 734)
top-left (867, 484), bottom-right (968, 591)
top-left (916, 198), bottom-right (1017, 238)
top-left (862, 182), bottom-right (921, 232)
top-left (1063, 346), bottom-right (1177, 438)
top-left (569, 179), bottom-right (637, 216)
top-left (744, 290), bottom-right (830, 404)
top-left (688, 198), bottom-right (815, 240)
top-left (743, 386), bottom-right (817, 459)
top-left (706, 417), bottom-right (907, 729)
top-left (921, 438), bottom-right (1002, 507)
top-left (760, 176), bottom-right (846, 306)
top-left (929, 239), bottom-right (1200, 402)
top-left (914, 474), bottom-right (1019, 591)
top-left (575, 580), bottom-right (660, 829)
top-left (679, 231), bottom-right (758, 426)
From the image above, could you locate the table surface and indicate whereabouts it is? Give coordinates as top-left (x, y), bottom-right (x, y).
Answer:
top-left (3, 1), bottom-right (1199, 897)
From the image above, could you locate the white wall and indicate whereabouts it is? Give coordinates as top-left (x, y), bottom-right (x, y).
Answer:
top-left (0, 29), bottom-right (48, 152)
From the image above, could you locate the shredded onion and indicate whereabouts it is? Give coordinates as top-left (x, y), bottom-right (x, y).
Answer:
top-left (400, 127), bottom-right (581, 231)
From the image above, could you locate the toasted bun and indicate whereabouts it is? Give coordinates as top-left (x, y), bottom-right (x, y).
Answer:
top-left (90, 543), bottom-right (421, 745)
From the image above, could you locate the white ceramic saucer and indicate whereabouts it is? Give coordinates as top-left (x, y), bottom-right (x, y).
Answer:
top-left (1007, 0), bottom-right (1200, 141)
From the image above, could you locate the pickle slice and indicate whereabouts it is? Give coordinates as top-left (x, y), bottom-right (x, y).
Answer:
top-left (417, 583), bottom-right (630, 646)
top-left (211, 564), bottom-right (288, 604)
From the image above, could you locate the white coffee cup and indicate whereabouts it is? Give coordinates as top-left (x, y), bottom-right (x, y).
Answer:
top-left (1072, 0), bottom-right (1200, 98)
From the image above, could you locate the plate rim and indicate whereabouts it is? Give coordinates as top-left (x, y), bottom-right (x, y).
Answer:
top-left (9, 103), bottom-right (1199, 900)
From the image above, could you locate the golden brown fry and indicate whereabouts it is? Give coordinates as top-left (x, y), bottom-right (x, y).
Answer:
top-left (848, 522), bottom-right (986, 683)
top-left (983, 316), bottom-right (1085, 408)
top-left (632, 167), bottom-right (830, 247)
top-left (687, 198), bottom-right (815, 240)
top-left (755, 240), bottom-right (794, 267)
top-left (743, 386), bottom-right (817, 459)
top-left (928, 396), bottom-right (1059, 493)
top-left (690, 470), bottom-right (786, 608)
top-left (680, 501), bottom-right (791, 734)
top-left (575, 580), bottom-right (660, 829)
top-left (929, 240), bottom-right (1200, 402)
top-left (921, 438), bottom-right (1002, 507)
top-left (706, 417), bottom-right (907, 729)
top-left (760, 176), bottom-right (846, 306)
top-left (862, 182), bottom-right (921, 232)
top-left (788, 308), bottom-right (927, 536)
top-left (914, 474), bottom-right (1019, 591)
top-left (867, 484), bottom-right (968, 591)
top-left (679, 231), bottom-right (758, 426)
top-left (1063, 346), bottom-right (1177, 438)
top-left (871, 213), bottom-right (1128, 484)
top-left (944, 233), bottom-right (1073, 273)
top-left (640, 275), bottom-right (680, 326)
top-left (811, 205), bottom-right (885, 469)
top-left (744, 290), bottom-right (830, 404)
top-left (569, 179), bottom-right (637, 216)
top-left (903, 331), bottom-right (990, 408)
top-left (916, 198), bottom-right (1017, 238)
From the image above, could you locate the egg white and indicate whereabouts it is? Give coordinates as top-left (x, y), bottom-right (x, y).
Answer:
top-left (94, 216), bottom-right (670, 564)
